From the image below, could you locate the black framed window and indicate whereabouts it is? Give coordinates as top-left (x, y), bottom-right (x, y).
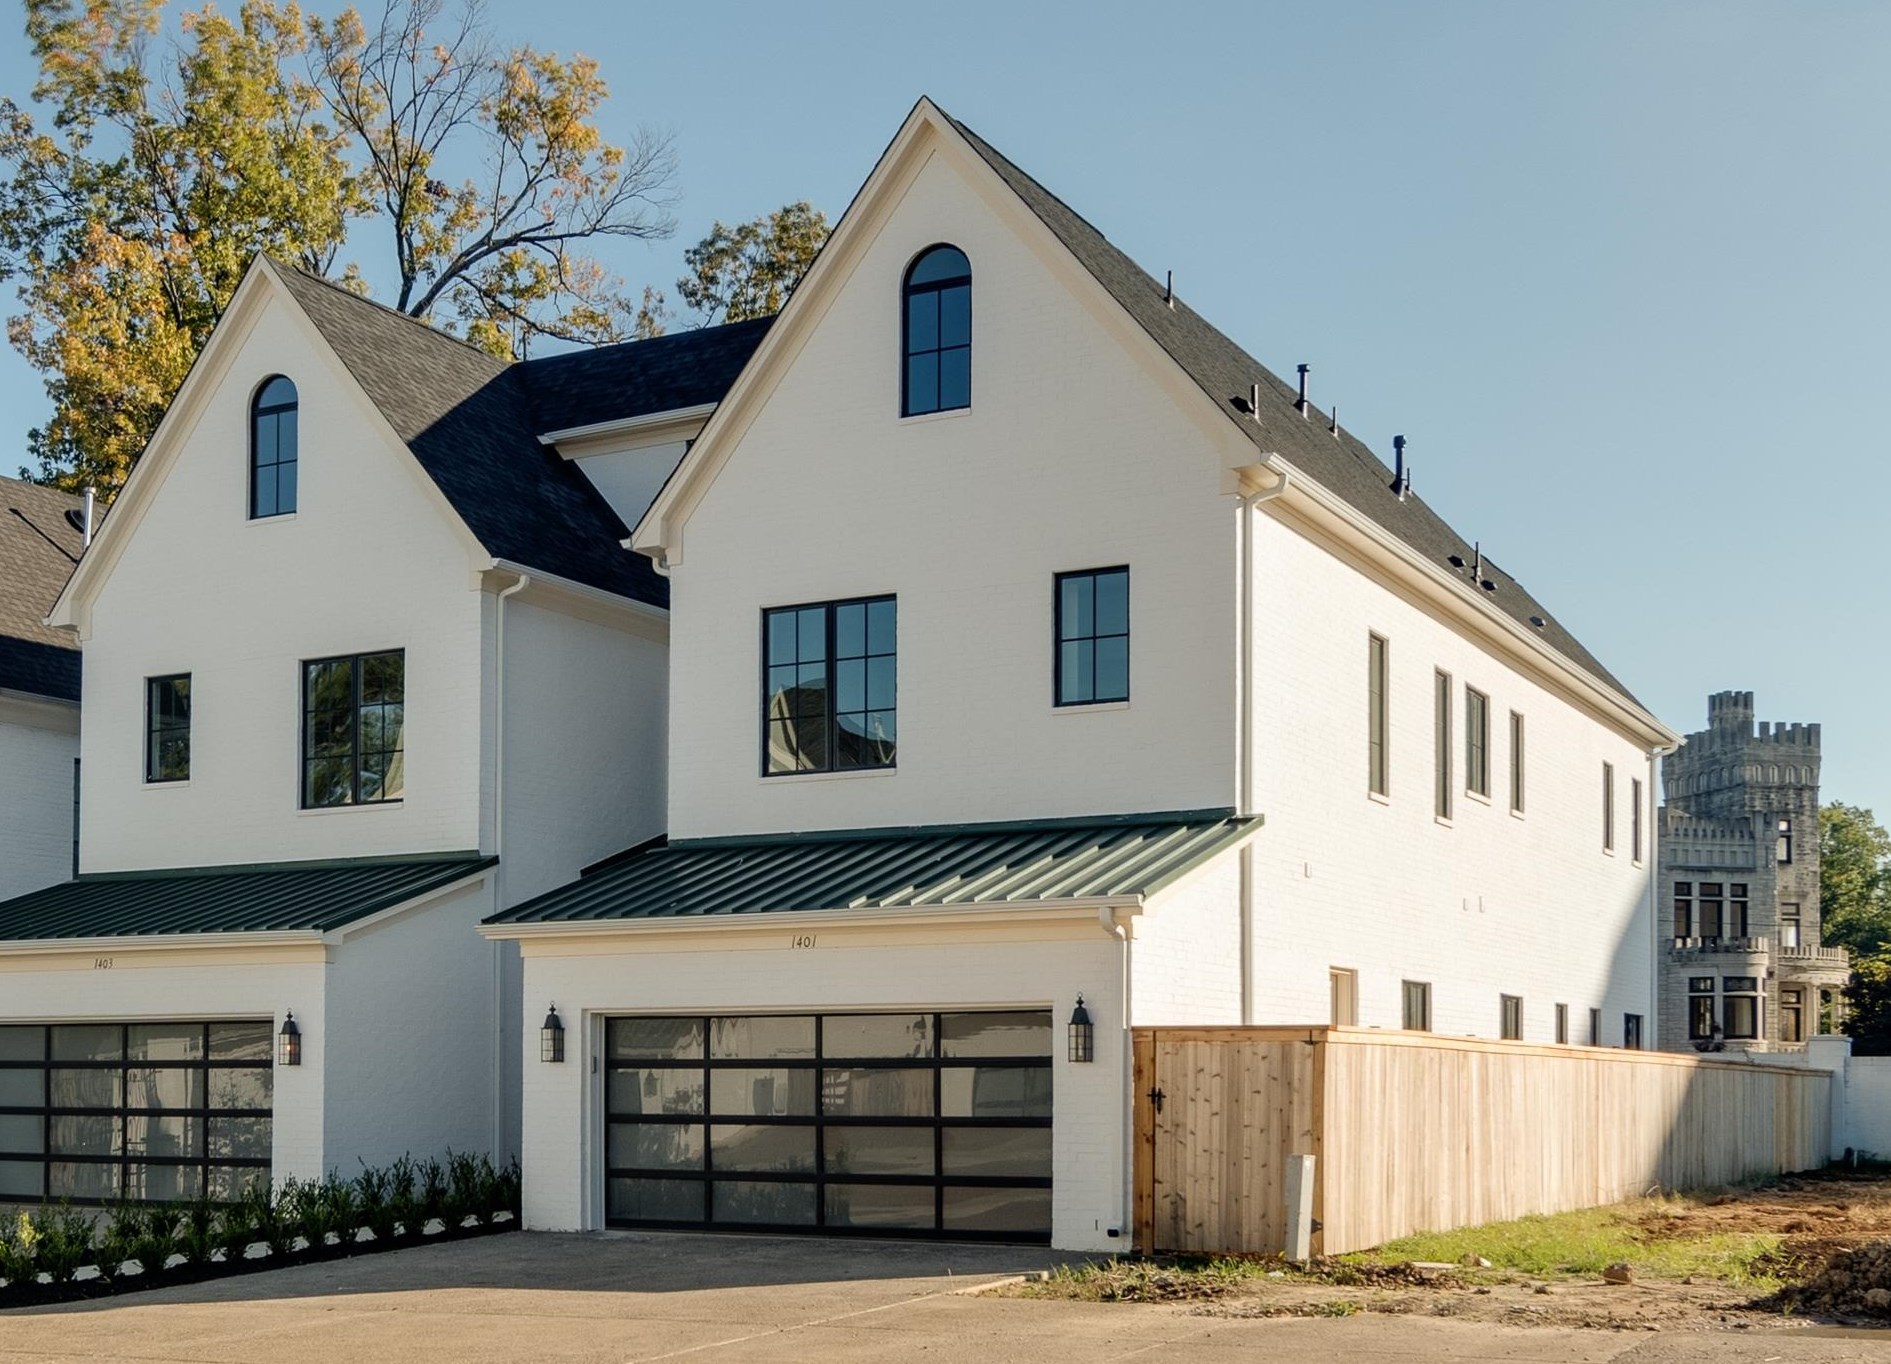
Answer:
top-left (302, 650), bottom-right (405, 807)
top-left (1465, 688), bottom-right (1490, 797)
top-left (250, 375), bottom-right (298, 519)
top-left (0, 1021), bottom-right (273, 1206)
top-left (1055, 568), bottom-right (1129, 706)
top-left (1673, 881), bottom-right (1693, 939)
top-left (1434, 671), bottom-right (1453, 819)
top-left (1589, 1007), bottom-right (1603, 1046)
top-left (901, 245), bottom-right (971, 416)
top-left (1777, 818), bottom-right (1794, 864)
top-left (1698, 882), bottom-right (1724, 941)
top-left (1623, 1013), bottom-right (1643, 1050)
top-left (603, 1011), bottom-right (1051, 1242)
top-left (1499, 994), bottom-right (1523, 1041)
top-left (1401, 980), bottom-right (1431, 1031)
top-left (1730, 883), bottom-right (1749, 939)
top-left (1602, 761), bottom-right (1615, 851)
top-left (1688, 976), bottom-right (1717, 1041)
top-left (1367, 634), bottom-right (1388, 796)
top-left (144, 674), bottom-right (191, 783)
top-left (763, 598), bottom-right (896, 775)
top-left (1632, 777), bottom-right (1645, 862)
top-left (1722, 977), bottom-right (1760, 1040)
top-left (1509, 710), bottom-right (1525, 813)
top-left (1781, 988), bottom-right (1805, 1043)
top-left (1554, 1003), bottom-right (1569, 1045)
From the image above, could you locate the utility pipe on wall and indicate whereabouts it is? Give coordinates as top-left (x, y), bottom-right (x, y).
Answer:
top-left (1237, 468), bottom-right (1291, 1024)
top-left (1646, 740), bottom-right (1679, 1049)
top-left (490, 570), bottom-right (531, 1155)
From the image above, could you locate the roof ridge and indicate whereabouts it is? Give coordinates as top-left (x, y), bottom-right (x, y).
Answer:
top-left (266, 255), bottom-right (511, 371)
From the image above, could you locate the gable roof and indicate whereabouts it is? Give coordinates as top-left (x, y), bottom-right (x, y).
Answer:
top-left (485, 810), bottom-right (1258, 928)
top-left (0, 476), bottom-right (82, 702)
top-left (269, 265), bottom-right (775, 610)
top-left (942, 115), bottom-right (1632, 700)
top-left (523, 317), bottom-right (773, 436)
top-left (0, 852), bottom-right (493, 942)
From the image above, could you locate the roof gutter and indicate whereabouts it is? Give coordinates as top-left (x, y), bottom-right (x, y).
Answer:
top-left (0, 930), bottom-right (325, 957)
top-left (538, 402), bottom-right (718, 448)
top-left (1254, 454), bottom-right (1679, 750)
top-left (480, 896), bottom-right (1149, 942)
top-left (485, 559), bottom-right (669, 630)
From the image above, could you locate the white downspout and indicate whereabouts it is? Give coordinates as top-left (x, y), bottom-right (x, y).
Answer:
top-left (1105, 905), bottom-right (1132, 1243)
top-left (1238, 469), bottom-right (1290, 1024)
top-left (1646, 741), bottom-right (1679, 1050)
top-left (491, 570), bottom-right (530, 1154)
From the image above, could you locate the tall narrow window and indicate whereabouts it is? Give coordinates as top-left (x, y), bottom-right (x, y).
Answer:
top-left (1465, 688), bottom-right (1490, 797)
top-left (144, 674), bottom-right (191, 783)
top-left (1329, 968), bottom-right (1358, 1027)
top-left (1589, 1007), bottom-right (1603, 1047)
top-left (1730, 883), bottom-right (1750, 939)
top-left (1781, 988), bottom-right (1805, 1043)
top-left (1508, 711), bottom-right (1525, 813)
top-left (1602, 761), bottom-right (1615, 852)
top-left (1623, 1013), bottom-right (1643, 1050)
top-left (1698, 882), bottom-right (1724, 941)
top-left (1631, 777), bottom-right (1644, 862)
top-left (1673, 881), bottom-right (1694, 939)
top-left (1499, 994), bottom-right (1523, 1041)
top-left (1776, 817), bottom-right (1794, 864)
top-left (1554, 1003), bottom-right (1569, 1045)
top-left (1688, 976), bottom-right (1717, 1041)
top-left (1722, 977), bottom-right (1760, 1040)
top-left (301, 650), bottom-right (404, 807)
top-left (1780, 904), bottom-right (1802, 949)
top-left (763, 597), bottom-right (897, 774)
top-left (1055, 568), bottom-right (1129, 706)
top-left (1401, 980), bottom-right (1432, 1031)
top-left (1367, 634), bottom-right (1389, 796)
top-left (901, 245), bottom-right (971, 416)
top-left (1434, 671), bottom-right (1453, 820)
top-left (250, 375), bottom-right (298, 518)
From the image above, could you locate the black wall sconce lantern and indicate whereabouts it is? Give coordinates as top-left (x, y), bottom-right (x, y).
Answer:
top-left (1068, 995), bottom-right (1095, 1063)
top-left (541, 1004), bottom-right (566, 1063)
top-left (278, 1012), bottom-right (302, 1067)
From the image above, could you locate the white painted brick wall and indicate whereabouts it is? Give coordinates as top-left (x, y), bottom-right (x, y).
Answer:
top-left (519, 931), bottom-right (1129, 1252)
top-left (0, 713), bottom-right (76, 900)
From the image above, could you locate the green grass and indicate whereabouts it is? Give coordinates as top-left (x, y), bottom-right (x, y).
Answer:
top-left (1365, 1199), bottom-right (1783, 1286)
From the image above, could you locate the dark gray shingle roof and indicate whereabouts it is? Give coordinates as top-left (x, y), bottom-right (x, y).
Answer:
top-left (0, 476), bottom-right (82, 702)
top-left (271, 266), bottom-right (771, 610)
top-left (0, 852), bottom-right (494, 941)
top-left (946, 115), bottom-right (1634, 702)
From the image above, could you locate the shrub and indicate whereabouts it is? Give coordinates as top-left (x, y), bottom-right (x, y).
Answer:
top-left (34, 1203), bottom-right (96, 1284)
top-left (0, 1210), bottom-right (39, 1288)
top-left (355, 1162), bottom-right (399, 1242)
top-left (294, 1174), bottom-right (358, 1249)
top-left (443, 1151), bottom-right (499, 1227)
top-left (124, 1203), bottom-right (185, 1276)
top-left (416, 1157), bottom-right (447, 1230)
top-left (385, 1155), bottom-right (423, 1237)
top-left (175, 1194), bottom-right (221, 1267)
top-left (496, 1156), bottom-right (522, 1219)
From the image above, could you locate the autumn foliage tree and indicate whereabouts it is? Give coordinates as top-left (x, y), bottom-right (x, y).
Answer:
top-left (0, 0), bottom-right (676, 493)
top-left (638, 201), bottom-right (829, 335)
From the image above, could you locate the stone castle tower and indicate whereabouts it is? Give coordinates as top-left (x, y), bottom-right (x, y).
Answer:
top-left (1657, 690), bottom-right (1845, 1052)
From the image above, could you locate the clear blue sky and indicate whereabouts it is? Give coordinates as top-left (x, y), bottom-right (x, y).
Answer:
top-left (3, 1), bottom-right (1886, 810)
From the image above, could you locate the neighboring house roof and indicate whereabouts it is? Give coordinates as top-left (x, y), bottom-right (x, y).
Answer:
top-left (485, 810), bottom-right (1259, 926)
top-left (0, 475), bottom-right (83, 702)
top-left (269, 264), bottom-right (771, 610)
top-left (523, 316), bottom-right (773, 436)
top-left (0, 852), bottom-right (494, 941)
top-left (943, 114), bottom-right (1634, 701)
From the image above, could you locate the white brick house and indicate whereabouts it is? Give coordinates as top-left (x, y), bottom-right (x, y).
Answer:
top-left (484, 100), bottom-right (1679, 1251)
top-left (0, 260), bottom-right (762, 1205)
top-left (0, 476), bottom-right (84, 903)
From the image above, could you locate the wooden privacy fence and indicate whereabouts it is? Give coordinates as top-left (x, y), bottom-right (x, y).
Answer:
top-left (1133, 1026), bottom-right (1833, 1256)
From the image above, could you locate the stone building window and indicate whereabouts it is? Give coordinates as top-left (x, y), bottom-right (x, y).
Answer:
top-left (1673, 881), bottom-right (1693, 939)
top-left (1688, 976), bottom-right (1716, 1041)
top-left (1781, 988), bottom-right (1805, 1043)
top-left (1729, 884), bottom-right (1749, 939)
top-left (1780, 904), bottom-right (1801, 949)
top-left (1722, 977), bottom-right (1760, 1040)
top-left (1698, 883), bottom-right (1724, 941)
top-left (1777, 817), bottom-right (1794, 864)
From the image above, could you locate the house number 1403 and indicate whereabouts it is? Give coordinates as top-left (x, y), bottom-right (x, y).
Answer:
top-left (790, 934), bottom-right (818, 949)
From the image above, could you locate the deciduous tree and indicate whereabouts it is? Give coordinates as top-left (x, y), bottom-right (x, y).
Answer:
top-left (644, 200), bottom-right (827, 332)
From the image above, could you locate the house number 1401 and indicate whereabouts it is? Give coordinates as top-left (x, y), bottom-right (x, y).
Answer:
top-left (790, 934), bottom-right (817, 949)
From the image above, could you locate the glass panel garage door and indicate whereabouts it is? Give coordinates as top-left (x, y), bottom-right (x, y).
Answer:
top-left (604, 1011), bottom-right (1052, 1241)
top-left (0, 1022), bottom-right (274, 1204)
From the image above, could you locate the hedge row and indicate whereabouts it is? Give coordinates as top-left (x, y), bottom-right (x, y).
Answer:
top-left (0, 1151), bottom-right (520, 1308)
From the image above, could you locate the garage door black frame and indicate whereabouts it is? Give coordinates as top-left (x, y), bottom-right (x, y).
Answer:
top-left (603, 1011), bottom-right (1052, 1244)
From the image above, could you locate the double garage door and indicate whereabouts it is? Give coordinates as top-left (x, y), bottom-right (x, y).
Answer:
top-left (604, 1010), bottom-right (1052, 1241)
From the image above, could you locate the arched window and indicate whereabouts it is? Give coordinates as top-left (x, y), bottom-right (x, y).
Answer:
top-left (251, 375), bottom-right (299, 518)
top-left (902, 245), bottom-right (971, 417)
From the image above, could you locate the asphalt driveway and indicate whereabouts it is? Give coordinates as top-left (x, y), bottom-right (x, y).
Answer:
top-left (4, 1231), bottom-right (1889, 1363)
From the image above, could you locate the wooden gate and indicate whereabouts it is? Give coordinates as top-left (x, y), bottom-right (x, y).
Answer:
top-left (1133, 1027), bottom-right (1322, 1254)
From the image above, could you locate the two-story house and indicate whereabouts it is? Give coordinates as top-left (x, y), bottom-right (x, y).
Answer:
top-left (1658, 690), bottom-right (1848, 1052)
top-left (483, 100), bottom-right (1680, 1250)
top-left (0, 259), bottom-right (761, 1207)
top-left (0, 475), bottom-right (85, 901)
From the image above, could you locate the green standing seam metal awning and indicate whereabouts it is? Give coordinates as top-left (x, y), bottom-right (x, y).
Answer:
top-left (0, 853), bottom-right (496, 941)
top-left (484, 810), bottom-right (1260, 927)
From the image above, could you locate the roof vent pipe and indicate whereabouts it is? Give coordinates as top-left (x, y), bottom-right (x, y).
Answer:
top-left (81, 486), bottom-right (94, 550)
top-left (1164, 271), bottom-right (1173, 307)
top-left (1295, 364), bottom-right (1309, 417)
top-left (1330, 406), bottom-right (1339, 438)
top-left (1390, 436), bottom-right (1411, 500)
top-left (1249, 382), bottom-right (1261, 420)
